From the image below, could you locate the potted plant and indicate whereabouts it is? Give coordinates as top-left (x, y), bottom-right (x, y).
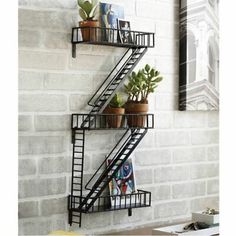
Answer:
top-left (124, 64), bottom-right (163, 127)
top-left (103, 93), bottom-right (125, 128)
top-left (192, 208), bottom-right (219, 225)
top-left (77, 0), bottom-right (98, 41)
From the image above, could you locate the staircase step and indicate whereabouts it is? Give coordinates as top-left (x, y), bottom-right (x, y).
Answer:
top-left (111, 82), bottom-right (120, 85)
top-left (73, 189), bottom-right (81, 191)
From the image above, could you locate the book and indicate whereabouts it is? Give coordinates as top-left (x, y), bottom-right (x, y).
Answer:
top-left (99, 2), bottom-right (124, 42)
top-left (107, 156), bottom-right (138, 207)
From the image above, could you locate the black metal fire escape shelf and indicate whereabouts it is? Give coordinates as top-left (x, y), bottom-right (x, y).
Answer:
top-left (68, 27), bottom-right (155, 227)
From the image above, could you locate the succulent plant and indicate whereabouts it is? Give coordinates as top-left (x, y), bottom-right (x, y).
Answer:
top-left (203, 208), bottom-right (219, 215)
top-left (109, 93), bottom-right (125, 108)
top-left (77, 0), bottom-right (98, 21)
top-left (124, 64), bottom-right (163, 104)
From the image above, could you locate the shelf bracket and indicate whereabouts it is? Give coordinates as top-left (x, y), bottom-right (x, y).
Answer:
top-left (128, 208), bottom-right (132, 217)
top-left (68, 195), bottom-right (72, 225)
top-left (71, 129), bottom-right (75, 144)
top-left (72, 44), bottom-right (76, 58)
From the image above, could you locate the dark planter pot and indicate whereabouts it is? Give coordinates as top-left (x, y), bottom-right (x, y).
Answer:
top-left (125, 103), bottom-right (148, 127)
top-left (103, 107), bottom-right (125, 128)
top-left (79, 20), bottom-right (98, 42)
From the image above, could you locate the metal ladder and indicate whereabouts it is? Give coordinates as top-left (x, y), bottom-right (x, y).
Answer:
top-left (69, 130), bottom-right (85, 225)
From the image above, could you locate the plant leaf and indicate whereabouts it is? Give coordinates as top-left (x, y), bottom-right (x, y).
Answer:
top-left (82, 1), bottom-right (93, 16)
top-left (156, 76), bottom-right (163, 82)
top-left (152, 77), bottom-right (162, 83)
top-left (150, 69), bottom-right (155, 77)
top-left (145, 64), bottom-right (150, 72)
top-left (89, 4), bottom-right (98, 19)
top-left (77, 0), bottom-right (84, 8)
top-left (79, 8), bottom-right (87, 20)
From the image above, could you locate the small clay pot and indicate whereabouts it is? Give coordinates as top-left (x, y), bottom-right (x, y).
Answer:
top-left (125, 103), bottom-right (148, 127)
top-left (79, 20), bottom-right (98, 42)
top-left (103, 107), bottom-right (125, 128)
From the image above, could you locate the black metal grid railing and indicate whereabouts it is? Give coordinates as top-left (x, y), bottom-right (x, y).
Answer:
top-left (72, 27), bottom-right (155, 48)
top-left (69, 189), bottom-right (151, 214)
top-left (71, 113), bottom-right (154, 130)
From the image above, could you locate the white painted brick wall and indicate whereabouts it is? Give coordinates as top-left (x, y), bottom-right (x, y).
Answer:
top-left (19, 51), bottom-right (68, 70)
top-left (18, 0), bottom-right (219, 235)
top-left (40, 197), bottom-right (67, 216)
top-left (19, 136), bottom-right (66, 155)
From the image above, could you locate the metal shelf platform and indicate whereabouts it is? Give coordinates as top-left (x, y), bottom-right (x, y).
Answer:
top-left (71, 27), bottom-right (155, 57)
top-left (68, 189), bottom-right (151, 215)
top-left (71, 113), bottom-right (154, 130)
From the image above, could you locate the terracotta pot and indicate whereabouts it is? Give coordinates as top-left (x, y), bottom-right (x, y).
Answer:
top-left (79, 20), bottom-right (98, 42)
top-left (125, 103), bottom-right (148, 127)
top-left (103, 107), bottom-right (125, 128)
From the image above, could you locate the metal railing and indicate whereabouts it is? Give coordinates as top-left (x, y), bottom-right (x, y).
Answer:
top-left (71, 26), bottom-right (155, 48)
top-left (68, 189), bottom-right (151, 213)
top-left (71, 113), bottom-right (154, 130)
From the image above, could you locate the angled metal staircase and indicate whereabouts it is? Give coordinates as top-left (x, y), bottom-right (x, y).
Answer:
top-left (78, 128), bottom-right (147, 212)
top-left (80, 47), bottom-right (147, 128)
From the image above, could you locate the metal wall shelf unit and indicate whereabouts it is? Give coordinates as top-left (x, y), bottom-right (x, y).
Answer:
top-left (68, 27), bottom-right (155, 227)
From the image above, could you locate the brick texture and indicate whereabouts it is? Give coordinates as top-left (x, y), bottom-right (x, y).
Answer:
top-left (18, 201), bottom-right (39, 218)
top-left (19, 159), bottom-right (36, 176)
top-left (19, 50), bottom-right (67, 70)
top-left (19, 177), bottom-right (66, 199)
top-left (19, 136), bottom-right (66, 155)
top-left (19, 94), bottom-right (67, 112)
top-left (38, 156), bottom-right (70, 174)
top-left (40, 197), bottom-right (67, 216)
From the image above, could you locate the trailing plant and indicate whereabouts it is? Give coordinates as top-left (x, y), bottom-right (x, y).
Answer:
top-left (77, 0), bottom-right (98, 21)
top-left (108, 93), bottom-right (125, 108)
top-left (124, 64), bottom-right (163, 104)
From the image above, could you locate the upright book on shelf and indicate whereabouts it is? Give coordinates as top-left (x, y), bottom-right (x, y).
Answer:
top-left (99, 2), bottom-right (124, 42)
top-left (107, 156), bottom-right (138, 207)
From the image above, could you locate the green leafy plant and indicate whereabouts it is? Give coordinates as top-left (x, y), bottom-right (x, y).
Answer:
top-left (203, 208), bottom-right (219, 215)
top-left (77, 0), bottom-right (98, 21)
top-left (109, 93), bottom-right (125, 108)
top-left (124, 64), bottom-right (163, 104)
